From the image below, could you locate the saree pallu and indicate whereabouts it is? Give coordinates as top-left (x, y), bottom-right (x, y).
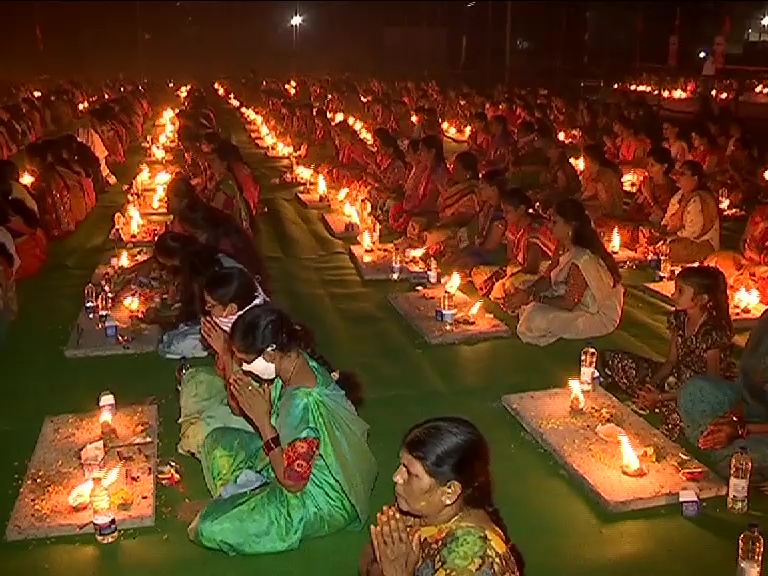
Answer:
top-left (390, 164), bottom-right (444, 233)
top-left (56, 168), bottom-right (88, 225)
top-left (190, 355), bottom-right (377, 555)
top-left (230, 161), bottom-right (261, 216)
top-left (517, 247), bottom-right (624, 346)
top-left (210, 178), bottom-right (252, 236)
top-left (34, 175), bottom-right (75, 238)
top-left (418, 181), bottom-right (480, 249)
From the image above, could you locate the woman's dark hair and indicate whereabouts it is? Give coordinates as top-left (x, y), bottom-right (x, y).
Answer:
top-left (490, 115), bottom-right (511, 137)
top-left (471, 111), bottom-right (488, 125)
top-left (678, 159), bottom-right (708, 191)
top-left (676, 265), bottom-right (733, 334)
top-left (499, 186), bottom-right (534, 212)
top-left (378, 132), bottom-right (406, 165)
top-left (230, 303), bottom-right (363, 407)
top-left (419, 134), bottom-right (446, 166)
top-left (480, 168), bottom-right (508, 191)
top-left (0, 160), bottom-right (19, 182)
top-left (553, 198), bottom-right (622, 286)
top-left (583, 143), bottom-right (621, 178)
top-left (406, 139), bottom-right (421, 155)
top-left (647, 146), bottom-right (674, 176)
top-left (203, 266), bottom-right (259, 311)
top-left (452, 151), bottom-right (479, 180)
top-left (402, 417), bottom-right (525, 575)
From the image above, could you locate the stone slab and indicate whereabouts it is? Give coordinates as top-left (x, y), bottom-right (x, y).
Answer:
top-left (502, 387), bottom-right (726, 513)
top-left (322, 212), bottom-right (360, 240)
top-left (641, 281), bottom-right (766, 330)
top-left (64, 283), bottom-right (163, 358)
top-left (5, 404), bottom-right (158, 541)
top-left (349, 244), bottom-right (428, 281)
top-left (297, 193), bottom-right (331, 210)
top-left (388, 287), bottom-right (510, 345)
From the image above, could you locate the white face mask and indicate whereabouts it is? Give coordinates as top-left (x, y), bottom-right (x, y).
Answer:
top-left (211, 286), bottom-right (270, 333)
top-left (242, 356), bottom-right (276, 380)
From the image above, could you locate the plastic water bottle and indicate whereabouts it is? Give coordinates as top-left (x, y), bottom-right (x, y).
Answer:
top-left (728, 446), bottom-right (752, 514)
top-left (737, 523), bottom-right (763, 576)
top-left (98, 391), bottom-right (116, 424)
top-left (390, 251), bottom-right (401, 281)
top-left (427, 258), bottom-right (439, 284)
top-left (84, 283), bottom-right (97, 319)
top-left (91, 477), bottom-right (119, 544)
top-left (579, 346), bottom-right (597, 391)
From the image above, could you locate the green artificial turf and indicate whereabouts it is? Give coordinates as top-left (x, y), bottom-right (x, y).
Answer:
top-left (0, 113), bottom-right (758, 576)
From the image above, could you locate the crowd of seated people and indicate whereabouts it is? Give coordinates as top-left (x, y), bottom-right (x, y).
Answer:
top-left (0, 85), bottom-right (150, 338)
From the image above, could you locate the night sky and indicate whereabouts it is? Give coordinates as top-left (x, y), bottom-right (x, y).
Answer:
top-left (0, 1), bottom-right (766, 81)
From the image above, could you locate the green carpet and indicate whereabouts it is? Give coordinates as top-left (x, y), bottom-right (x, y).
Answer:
top-left (0, 116), bottom-right (758, 576)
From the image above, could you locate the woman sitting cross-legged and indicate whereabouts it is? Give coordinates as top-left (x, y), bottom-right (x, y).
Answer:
top-left (360, 417), bottom-right (524, 576)
top-left (187, 303), bottom-right (377, 555)
top-left (678, 310), bottom-right (768, 481)
top-left (601, 266), bottom-right (736, 440)
top-left (505, 198), bottom-right (624, 346)
top-left (177, 266), bottom-right (269, 455)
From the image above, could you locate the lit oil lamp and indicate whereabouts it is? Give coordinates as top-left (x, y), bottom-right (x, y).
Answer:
top-left (568, 378), bottom-right (586, 412)
top-left (19, 171), bottom-right (35, 186)
top-left (569, 156), bottom-right (585, 174)
top-left (117, 250), bottom-right (130, 268)
top-left (732, 287), bottom-right (761, 314)
top-left (122, 294), bottom-right (141, 313)
top-left (317, 174), bottom-right (328, 200)
top-left (619, 433), bottom-right (647, 477)
top-left (609, 226), bottom-right (622, 255)
top-left (466, 300), bottom-right (483, 324)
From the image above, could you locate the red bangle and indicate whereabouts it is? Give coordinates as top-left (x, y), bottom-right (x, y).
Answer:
top-left (263, 434), bottom-right (281, 456)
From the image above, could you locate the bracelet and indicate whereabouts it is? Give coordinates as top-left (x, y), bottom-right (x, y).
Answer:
top-left (263, 434), bottom-right (281, 456)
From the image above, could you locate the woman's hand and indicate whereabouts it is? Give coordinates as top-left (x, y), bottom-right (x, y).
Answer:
top-left (230, 372), bottom-right (273, 430)
top-left (371, 506), bottom-right (421, 576)
top-left (637, 386), bottom-right (662, 410)
top-left (201, 317), bottom-right (227, 356)
top-left (503, 289), bottom-right (532, 313)
top-left (699, 419), bottom-right (740, 450)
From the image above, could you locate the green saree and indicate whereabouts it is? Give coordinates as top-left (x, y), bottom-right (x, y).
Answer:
top-left (189, 355), bottom-right (377, 555)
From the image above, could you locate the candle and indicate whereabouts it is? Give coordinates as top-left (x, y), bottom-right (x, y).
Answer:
top-left (445, 272), bottom-right (462, 295)
top-left (568, 378), bottom-right (586, 411)
top-left (467, 300), bottom-right (483, 321)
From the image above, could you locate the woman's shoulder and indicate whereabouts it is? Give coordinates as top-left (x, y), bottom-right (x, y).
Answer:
top-left (420, 523), bottom-right (519, 576)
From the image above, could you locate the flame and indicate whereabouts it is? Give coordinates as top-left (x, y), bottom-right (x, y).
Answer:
top-left (468, 300), bottom-right (483, 317)
top-left (445, 272), bottom-right (462, 294)
top-left (407, 247), bottom-right (426, 258)
top-left (568, 378), bottom-right (586, 410)
top-left (67, 463), bottom-right (123, 508)
top-left (733, 287), bottom-right (761, 310)
top-left (127, 205), bottom-right (143, 235)
top-left (151, 186), bottom-right (166, 210)
top-left (317, 174), bottom-right (327, 197)
top-left (337, 187), bottom-right (349, 201)
top-left (122, 295), bottom-right (140, 312)
top-left (117, 250), bottom-right (130, 268)
top-left (410, 113), bottom-right (418, 124)
top-left (609, 226), bottom-right (621, 254)
top-left (151, 144), bottom-right (166, 161)
top-left (619, 433), bottom-right (641, 472)
top-left (569, 156), bottom-right (585, 173)
top-left (32, 90), bottom-right (42, 98)
top-left (348, 206), bottom-right (361, 226)
top-left (154, 171), bottom-right (172, 186)
top-left (19, 171), bottom-right (35, 186)
top-left (621, 170), bottom-right (641, 192)
top-left (361, 230), bottom-right (373, 251)
top-left (763, 168), bottom-right (768, 182)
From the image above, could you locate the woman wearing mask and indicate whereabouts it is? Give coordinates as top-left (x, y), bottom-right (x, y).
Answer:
top-left (177, 267), bottom-right (269, 457)
top-left (187, 304), bottom-right (377, 555)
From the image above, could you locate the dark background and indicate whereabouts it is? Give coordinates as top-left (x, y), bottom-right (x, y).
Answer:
top-left (1, 1), bottom-right (768, 83)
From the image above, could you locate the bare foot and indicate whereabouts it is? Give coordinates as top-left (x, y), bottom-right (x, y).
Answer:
top-left (177, 499), bottom-right (209, 523)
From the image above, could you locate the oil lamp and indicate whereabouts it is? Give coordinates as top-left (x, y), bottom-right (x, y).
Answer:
top-left (619, 433), bottom-right (647, 477)
top-left (466, 300), bottom-right (483, 324)
top-left (568, 378), bottom-right (586, 412)
top-left (609, 226), bottom-right (622, 255)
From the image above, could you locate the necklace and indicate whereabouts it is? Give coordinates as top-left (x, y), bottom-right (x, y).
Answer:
top-left (283, 353), bottom-right (301, 386)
